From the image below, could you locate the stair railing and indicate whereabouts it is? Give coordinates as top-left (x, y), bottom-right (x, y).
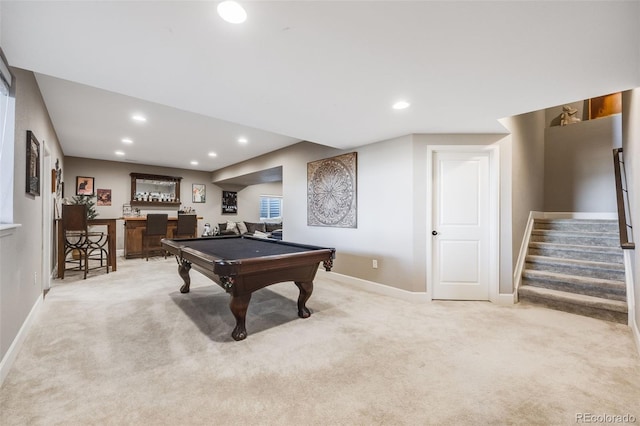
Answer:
top-left (613, 148), bottom-right (634, 249)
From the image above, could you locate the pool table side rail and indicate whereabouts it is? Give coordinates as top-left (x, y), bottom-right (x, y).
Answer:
top-left (161, 237), bottom-right (335, 277)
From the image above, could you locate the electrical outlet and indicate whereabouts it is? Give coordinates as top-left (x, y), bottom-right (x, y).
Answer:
top-left (34, 271), bottom-right (38, 285)
top-left (372, 259), bottom-right (378, 269)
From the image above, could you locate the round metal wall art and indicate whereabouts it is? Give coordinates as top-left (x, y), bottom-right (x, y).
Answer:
top-left (307, 152), bottom-right (357, 228)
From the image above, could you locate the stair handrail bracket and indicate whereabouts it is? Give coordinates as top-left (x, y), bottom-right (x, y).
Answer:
top-left (613, 148), bottom-right (635, 250)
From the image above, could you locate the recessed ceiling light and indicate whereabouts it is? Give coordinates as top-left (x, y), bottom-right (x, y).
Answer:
top-left (115, 150), bottom-right (125, 156)
top-left (132, 114), bottom-right (147, 122)
top-left (238, 137), bottom-right (248, 144)
top-left (208, 152), bottom-right (218, 157)
top-left (121, 138), bottom-right (133, 144)
top-left (190, 161), bottom-right (199, 165)
top-left (217, 1), bottom-right (247, 24)
top-left (392, 101), bottom-right (411, 110)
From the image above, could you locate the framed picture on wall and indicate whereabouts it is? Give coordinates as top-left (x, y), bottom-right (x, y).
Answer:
top-left (76, 176), bottom-right (95, 196)
top-left (25, 130), bottom-right (40, 196)
top-left (192, 183), bottom-right (206, 203)
top-left (97, 189), bottom-right (112, 206)
top-left (589, 92), bottom-right (621, 120)
top-left (222, 190), bottom-right (237, 214)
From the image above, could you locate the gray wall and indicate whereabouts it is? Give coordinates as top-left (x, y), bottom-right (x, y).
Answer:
top-left (544, 115), bottom-right (621, 212)
top-left (235, 182), bottom-right (282, 224)
top-left (64, 157), bottom-right (219, 248)
top-left (212, 135), bottom-right (514, 295)
top-left (1, 67), bottom-right (64, 362)
top-left (501, 110), bottom-right (546, 269)
top-left (621, 88), bottom-right (640, 338)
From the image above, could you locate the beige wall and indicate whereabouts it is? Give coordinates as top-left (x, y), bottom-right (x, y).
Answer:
top-left (64, 157), bottom-right (219, 248)
top-left (621, 88), bottom-right (640, 338)
top-left (1, 67), bottom-right (64, 362)
top-left (544, 115), bottom-right (621, 212)
top-left (213, 136), bottom-right (515, 295)
top-left (501, 110), bottom-right (546, 270)
top-left (237, 182), bottom-right (282, 223)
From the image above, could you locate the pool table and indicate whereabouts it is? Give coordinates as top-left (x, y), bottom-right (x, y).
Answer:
top-left (161, 235), bottom-right (335, 341)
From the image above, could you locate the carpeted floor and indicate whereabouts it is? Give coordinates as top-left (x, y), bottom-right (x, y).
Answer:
top-left (1, 256), bottom-right (639, 425)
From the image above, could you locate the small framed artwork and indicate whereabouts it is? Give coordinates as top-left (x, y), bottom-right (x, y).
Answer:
top-left (76, 176), bottom-right (95, 196)
top-left (589, 92), bottom-right (621, 120)
top-left (25, 130), bottom-right (40, 196)
top-left (222, 190), bottom-right (237, 214)
top-left (97, 189), bottom-right (112, 206)
top-left (192, 183), bottom-right (206, 203)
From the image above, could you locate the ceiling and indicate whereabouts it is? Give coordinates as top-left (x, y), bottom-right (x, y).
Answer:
top-left (1, 1), bottom-right (639, 172)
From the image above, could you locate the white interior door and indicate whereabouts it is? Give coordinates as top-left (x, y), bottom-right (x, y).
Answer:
top-left (431, 150), bottom-right (490, 300)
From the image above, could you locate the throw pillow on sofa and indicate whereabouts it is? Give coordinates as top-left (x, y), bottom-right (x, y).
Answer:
top-left (226, 221), bottom-right (239, 234)
top-left (244, 222), bottom-right (266, 234)
top-left (237, 221), bottom-right (248, 235)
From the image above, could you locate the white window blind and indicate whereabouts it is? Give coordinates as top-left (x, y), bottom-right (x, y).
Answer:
top-left (259, 196), bottom-right (282, 220)
top-left (0, 53), bottom-right (15, 225)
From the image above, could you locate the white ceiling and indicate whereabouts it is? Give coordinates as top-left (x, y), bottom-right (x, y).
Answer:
top-left (1, 1), bottom-right (639, 172)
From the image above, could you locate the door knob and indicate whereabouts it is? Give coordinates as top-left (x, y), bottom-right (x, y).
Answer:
top-left (432, 230), bottom-right (438, 236)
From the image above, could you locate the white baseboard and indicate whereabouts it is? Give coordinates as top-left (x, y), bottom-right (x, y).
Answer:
top-left (320, 271), bottom-right (514, 305)
top-left (622, 250), bottom-right (639, 356)
top-left (493, 292), bottom-right (516, 305)
top-left (632, 317), bottom-right (640, 358)
top-left (0, 293), bottom-right (43, 386)
top-left (513, 211), bottom-right (543, 300)
top-left (319, 270), bottom-right (431, 303)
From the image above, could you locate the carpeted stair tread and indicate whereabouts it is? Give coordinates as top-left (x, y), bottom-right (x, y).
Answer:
top-left (518, 286), bottom-right (628, 314)
top-left (522, 269), bottom-right (625, 289)
top-left (528, 241), bottom-right (622, 254)
top-left (525, 255), bottom-right (624, 272)
top-left (527, 242), bottom-right (623, 263)
top-left (530, 229), bottom-right (619, 247)
top-left (524, 255), bottom-right (625, 281)
top-left (533, 219), bottom-right (618, 232)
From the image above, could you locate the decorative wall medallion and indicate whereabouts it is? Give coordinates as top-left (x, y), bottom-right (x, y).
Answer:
top-left (307, 152), bottom-right (357, 228)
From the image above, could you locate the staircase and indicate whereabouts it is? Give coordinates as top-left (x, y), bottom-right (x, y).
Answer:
top-left (518, 218), bottom-right (628, 324)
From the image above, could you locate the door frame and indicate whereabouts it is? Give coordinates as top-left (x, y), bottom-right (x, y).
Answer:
top-left (41, 141), bottom-right (51, 293)
top-left (426, 144), bottom-right (500, 302)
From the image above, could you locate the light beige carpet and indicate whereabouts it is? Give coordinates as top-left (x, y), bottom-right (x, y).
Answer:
top-left (1, 256), bottom-right (639, 425)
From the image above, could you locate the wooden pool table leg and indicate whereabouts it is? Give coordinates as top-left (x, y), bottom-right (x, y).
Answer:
top-left (230, 293), bottom-right (252, 341)
top-left (295, 281), bottom-right (314, 318)
top-left (177, 260), bottom-right (192, 293)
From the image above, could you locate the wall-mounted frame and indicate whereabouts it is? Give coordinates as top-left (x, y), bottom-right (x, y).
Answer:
top-left (307, 152), bottom-right (357, 228)
top-left (97, 188), bottom-right (112, 206)
top-left (76, 176), bottom-right (95, 196)
top-left (192, 183), bottom-right (206, 203)
top-left (54, 158), bottom-right (62, 197)
top-left (589, 92), bottom-right (621, 120)
top-left (222, 190), bottom-right (237, 214)
top-left (130, 172), bottom-right (181, 206)
top-left (25, 130), bottom-right (40, 196)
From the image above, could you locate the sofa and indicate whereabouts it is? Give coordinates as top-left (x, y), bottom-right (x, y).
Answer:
top-left (217, 220), bottom-right (283, 240)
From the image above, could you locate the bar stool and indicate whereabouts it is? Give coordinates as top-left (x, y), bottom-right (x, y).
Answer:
top-left (62, 204), bottom-right (109, 278)
top-left (174, 214), bottom-right (197, 239)
top-left (143, 214), bottom-right (168, 261)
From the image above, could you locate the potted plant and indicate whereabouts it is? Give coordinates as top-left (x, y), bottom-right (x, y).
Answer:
top-left (70, 195), bottom-right (98, 220)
